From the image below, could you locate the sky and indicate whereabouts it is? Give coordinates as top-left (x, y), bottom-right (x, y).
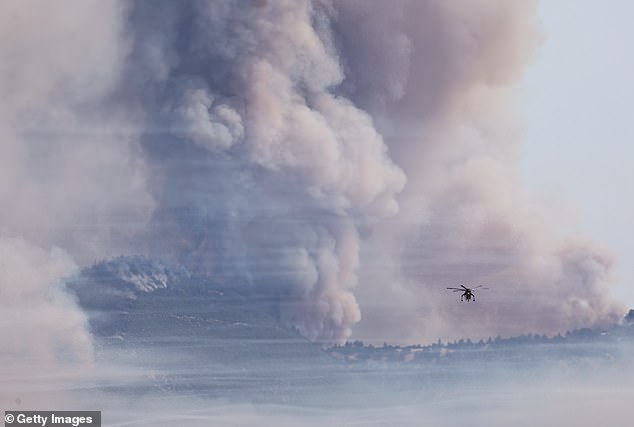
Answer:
top-left (521, 0), bottom-right (634, 308)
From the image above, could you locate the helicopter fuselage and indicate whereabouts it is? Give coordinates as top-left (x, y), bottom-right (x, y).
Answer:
top-left (447, 284), bottom-right (487, 302)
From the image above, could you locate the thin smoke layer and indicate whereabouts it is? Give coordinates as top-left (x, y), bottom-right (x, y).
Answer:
top-left (0, 0), bottom-right (624, 350)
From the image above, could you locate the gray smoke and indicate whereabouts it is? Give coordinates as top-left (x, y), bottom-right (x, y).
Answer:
top-left (0, 0), bottom-right (624, 350)
top-left (117, 0), bottom-right (406, 342)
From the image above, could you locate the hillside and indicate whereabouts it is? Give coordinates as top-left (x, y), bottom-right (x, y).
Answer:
top-left (68, 256), bottom-right (633, 368)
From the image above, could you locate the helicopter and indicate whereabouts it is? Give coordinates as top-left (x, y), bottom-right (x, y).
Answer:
top-left (446, 284), bottom-right (488, 302)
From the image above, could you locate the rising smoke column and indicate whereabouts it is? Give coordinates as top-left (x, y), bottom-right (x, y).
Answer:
top-left (120, 0), bottom-right (406, 342)
top-left (329, 0), bottom-right (624, 342)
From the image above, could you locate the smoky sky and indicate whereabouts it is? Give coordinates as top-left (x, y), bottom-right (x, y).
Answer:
top-left (0, 0), bottom-right (625, 360)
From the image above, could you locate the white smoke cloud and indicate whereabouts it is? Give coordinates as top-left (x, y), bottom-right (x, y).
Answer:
top-left (0, 237), bottom-right (92, 368)
top-left (0, 0), bottom-right (153, 260)
top-left (0, 0), bottom-right (152, 366)
top-left (164, 77), bottom-right (244, 151)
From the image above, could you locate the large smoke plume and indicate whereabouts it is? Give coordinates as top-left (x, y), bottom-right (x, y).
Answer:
top-left (0, 0), bottom-right (624, 353)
